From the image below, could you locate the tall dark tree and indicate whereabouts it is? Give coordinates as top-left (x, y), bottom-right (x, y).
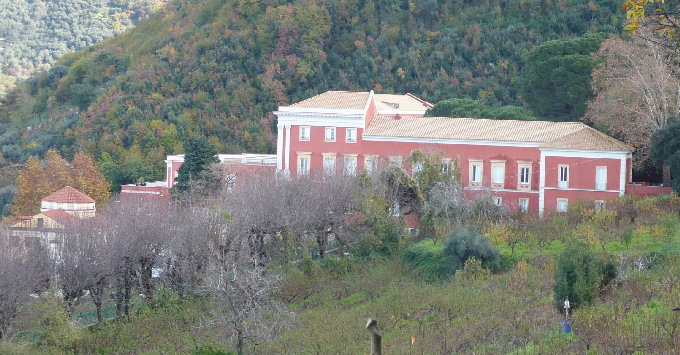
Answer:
top-left (172, 136), bottom-right (220, 195)
top-left (426, 98), bottom-right (538, 121)
top-left (521, 33), bottom-right (608, 122)
top-left (650, 118), bottom-right (680, 191)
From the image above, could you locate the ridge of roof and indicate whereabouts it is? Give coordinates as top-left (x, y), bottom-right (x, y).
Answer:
top-left (42, 186), bottom-right (95, 204)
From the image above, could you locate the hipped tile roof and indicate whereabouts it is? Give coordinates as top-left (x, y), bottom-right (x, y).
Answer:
top-left (42, 186), bottom-right (95, 204)
top-left (364, 116), bottom-right (633, 152)
top-left (289, 91), bottom-right (370, 110)
top-left (42, 209), bottom-right (76, 226)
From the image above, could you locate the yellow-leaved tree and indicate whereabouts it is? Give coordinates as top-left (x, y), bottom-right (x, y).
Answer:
top-left (11, 149), bottom-right (111, 216)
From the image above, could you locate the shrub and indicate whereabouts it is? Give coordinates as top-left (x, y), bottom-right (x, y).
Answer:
top-left (356, 219), bottom-right (405, 258)
top-left (402, 239), bottom-right (445, 281)
top-left (442, 228), bottom-right (500, 272)
top-left (553, 241), bottom-right (617, 311)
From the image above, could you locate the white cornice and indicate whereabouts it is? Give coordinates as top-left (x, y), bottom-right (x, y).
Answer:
top-left (275, 107), bottom-right (365, 115)
top-left (540, 149), bottom-right (629, 158)
top-left (276, 112), bottom-right (366, 128)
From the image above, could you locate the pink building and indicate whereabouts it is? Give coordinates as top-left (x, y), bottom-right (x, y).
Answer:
top-left (121, 153), bottom-right (277, 199)
top-left (274, 90), bottom-right (640, 214)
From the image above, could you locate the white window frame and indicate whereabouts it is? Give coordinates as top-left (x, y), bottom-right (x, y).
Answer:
top-left (389, 156), bottom-right (403, 168)
top-left (297, 152), bottom-right (311, 176)
top-left (325, 127), bottom-right (336, 142)
top-left (364, 155), bottom-right (378, 174)
top-left (558, 165), bottom-right (569, 189)
top-left (557, 198), bottom-right (568, 213)
top-left (517, 161), bottom-right (532, 190)
top-left (344, 154), bottom-right (358, 176)
top-left (299, 126), bottom-right (310, 141)
top-left (519, 198), bottom-right (529, 212)
top-left (469, 159), bottom-right (483, 187)
top-left (322, 153), bottom-right (336, 176)
top-left (346, 128), bottom-right (357, 143)
top-left (492, 197), bottom-right (502, 206)
top-left (491, 160), bottom-right (505, 189)
top-left (595, 166), bottom-right (607, 190)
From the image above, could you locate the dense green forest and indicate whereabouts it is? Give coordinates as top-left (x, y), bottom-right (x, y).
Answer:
top-left (0, 0), bottom-right (626, 192)
top-left (0, 0), bottom-right (165, 96)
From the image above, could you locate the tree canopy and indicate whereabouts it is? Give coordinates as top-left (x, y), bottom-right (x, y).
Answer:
top-left (522, 32), bottom-right (609, 121)
top-left (650, 118), bottom-right (680, 191)
top-left (426, 98), bottom-right (537, 120)
top-left (172, 137), bottom-right (220, 194)
top-left (11, 149), bottom-right (110, 216)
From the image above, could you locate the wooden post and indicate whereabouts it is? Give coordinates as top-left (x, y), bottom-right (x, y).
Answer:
top-left (366, 318), bottom-right (382, 355)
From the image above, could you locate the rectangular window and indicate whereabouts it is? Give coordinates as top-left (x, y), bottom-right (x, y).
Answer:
top-left (346, 128), bottom-right (357, 143)
top-left (300, 126), bottom-right (310, 141)
top-left (325, 127), bottom-right (336, 142)
top-left (492, 197), bottom-right (502, 206)
top-left (558, 165), bottom-right (569, 189)
top-left (364, 155), bottom-right (378, 174)
top-left (469, 160), bottom-right (483, 186)
top-left (596, 166), bottom-right (607, 190)
top-left (413, 162), bottom-right (423, 175)
top-left (518, 161), bottom-right (532, 189)
top-left (557, 198), bottom-right (568, 213)
top-left (323, 153), bottom-right (336, 175)
top-left (226, 174), bottom-right (236, 192)
top-left (595, 200), bottom-right (606, 213)
top-left (491, 160), bottom-right (505, 188)
top-left (344, 154), bottom-right (358, 176)
top-left (519, 198), bottom-right (529, 212)
top-left (441, 158), bottom-right (452, 173)
top-left (389, 156), bottom-right (403, 168)
top-left (297, 153), bottom-right (311, 175)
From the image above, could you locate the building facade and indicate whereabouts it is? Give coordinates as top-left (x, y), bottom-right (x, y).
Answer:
top-left (274, 90), bottom-right (637, 213)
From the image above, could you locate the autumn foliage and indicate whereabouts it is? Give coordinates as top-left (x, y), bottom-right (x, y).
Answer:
top-left (11, 149), bottom-right (110, 216)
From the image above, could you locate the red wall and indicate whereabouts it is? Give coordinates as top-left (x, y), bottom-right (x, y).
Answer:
top-left (543, 156), bottom-right (621, 191)
top-left (120, 185), bottom-right (170, 202)
top-left (286, 123), bottom-right (634, 212)
top-left (626, 183), bottom-right (673, 197)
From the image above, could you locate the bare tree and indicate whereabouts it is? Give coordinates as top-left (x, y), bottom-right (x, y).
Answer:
top-left (202, 242), bottom-right (294, 355)
top-left (101, 198), bottom-right (171, 320)
top-left (0, 231), bottom-right (50, 339)
top-left (164, 203), bottom-right (220, 296)
top-left (584, 32), bottom-right (680, 170)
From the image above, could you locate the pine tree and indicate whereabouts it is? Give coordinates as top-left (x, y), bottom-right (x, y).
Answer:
top-left (172, 136), bottom-right (220, 194)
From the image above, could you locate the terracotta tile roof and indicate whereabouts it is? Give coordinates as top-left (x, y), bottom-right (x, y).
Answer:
top-left (374, 94), bottom-right (432, 111)
top-left (364, 116), bottom-right (632, 152)
top-left (289, 91), bottom-right (370, 110)
top-left (42, 209), bottom-right (76, 226)
top-left (538, 127), bottom-right (633, 151)
top-left (42, 186), bottom-right (95, 204)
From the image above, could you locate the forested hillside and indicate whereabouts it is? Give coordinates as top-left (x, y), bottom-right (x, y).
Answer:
top-left (0, 0), bottom-right (625, 190)
top-left (0, 0), bottom-right (165, 96)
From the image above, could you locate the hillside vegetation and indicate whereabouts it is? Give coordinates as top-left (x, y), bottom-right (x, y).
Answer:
top-left (0, 0), bottom-right (625, 190)
top-left (0, 0), bottom-right (165, 96)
